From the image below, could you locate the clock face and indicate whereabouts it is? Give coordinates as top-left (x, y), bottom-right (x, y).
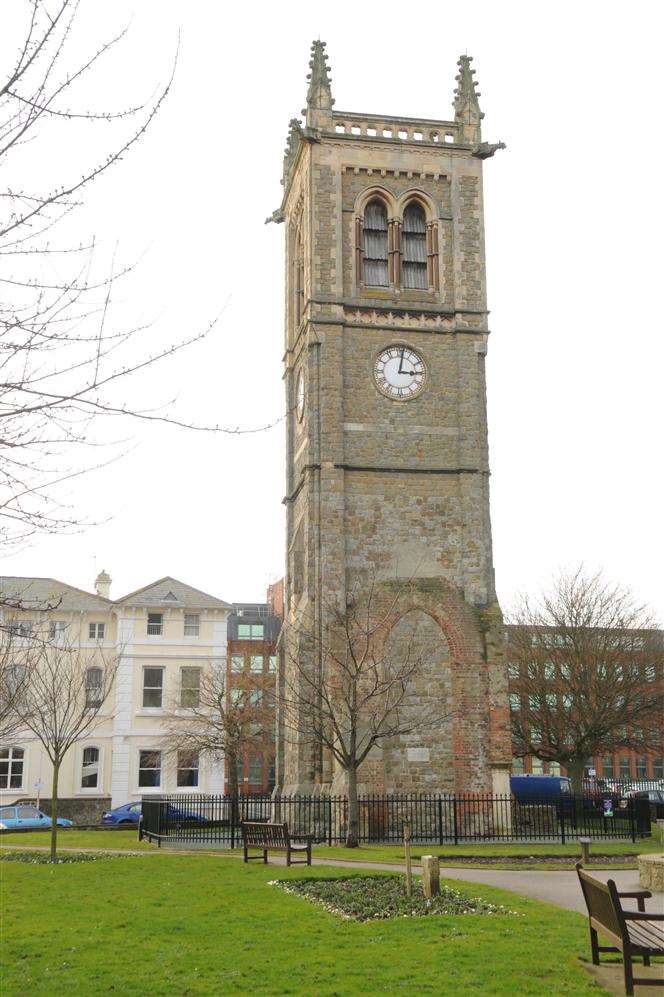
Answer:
top-left (295, 368), bottom-right (305, 422)
top-left (373, 345), bottom-right (426, 400)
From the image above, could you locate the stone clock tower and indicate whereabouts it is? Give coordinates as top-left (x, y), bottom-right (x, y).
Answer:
top-left (272, 42), bottom-right (511, 796)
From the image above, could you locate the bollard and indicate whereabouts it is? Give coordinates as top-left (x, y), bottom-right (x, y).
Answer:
top-left (579, 836), bottom-right (591, 866)
top-left (421, 855), bottom-right (440, 898)
top-left (657, 819), bottom-right (664, 846)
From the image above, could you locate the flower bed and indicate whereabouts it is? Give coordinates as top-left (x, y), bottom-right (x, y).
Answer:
top-left (0, 850), bottom-right (140, 865)
top-left (270, 875), bottom-right (519, 921)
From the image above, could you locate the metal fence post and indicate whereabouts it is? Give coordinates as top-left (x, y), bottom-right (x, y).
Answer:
top-left (438, 797), bottom-right (444, 845)
top-left (559, 801), bottom-right (565, 845)
top-left (629, 798), bottom-right (636, 844)
top-left (453, 796), bottom-right (458, 846)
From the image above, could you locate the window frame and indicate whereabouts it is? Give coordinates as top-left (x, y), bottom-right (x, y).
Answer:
top-left (147, 613), bottom-right (164, 637)
top-left (176, 749), bottom-right (199, 788)
top-left (84, 666), bottom-right (104, 709)
top-left (89, 621), bottom-right (106, 641)
top-left (248, 755), bottom-right (263, 784)
top-left (250, 655), bottom-right (264, 674)
top-left (180, 667), bottom-right (201, 709)
top-left (183, 614), bottom-right (200, 638)
top-left (81, 745), bottom-right (101, 790)
top-left (142, 666), bottom-right (164, 709)
top-left (0, 746), bottom-right (25, 790)
top-left (137, 749), bottom-right (162, 789)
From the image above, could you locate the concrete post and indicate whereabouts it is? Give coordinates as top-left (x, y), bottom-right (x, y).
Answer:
top-left (579, 837), bottom-right (591, 865)
top-left (421, 855), bottom-right (440, 898)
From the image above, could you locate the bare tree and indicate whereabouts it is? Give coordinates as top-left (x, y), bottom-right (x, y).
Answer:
top-left (507, 568), bottom-right (664, 791)
top-left (282, 583), bottom-right (450, 847)
top-left (164, 661), bottom-right (275, 824)
top-left (12, 635), bottom-right (116, 860)
top-left (1, 2), bottom-right (280, 557)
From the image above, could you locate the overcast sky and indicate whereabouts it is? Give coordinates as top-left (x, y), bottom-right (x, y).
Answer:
top-left (3, 0), bottom-right (663, 618)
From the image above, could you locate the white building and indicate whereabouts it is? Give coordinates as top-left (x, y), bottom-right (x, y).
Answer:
top-left (0, 573), bottom-right (231, 816)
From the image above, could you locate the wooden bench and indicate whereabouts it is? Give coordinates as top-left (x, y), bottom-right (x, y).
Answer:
top-left (576, 863), bottom-right (664, 995)
top-left (240, 821), bottom-right (312, 866)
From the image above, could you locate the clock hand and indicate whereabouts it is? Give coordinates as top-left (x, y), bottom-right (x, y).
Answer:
top-left (398, 349), bottom-right (405, 374)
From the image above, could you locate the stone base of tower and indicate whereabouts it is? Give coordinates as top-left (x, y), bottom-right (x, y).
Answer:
top-left (277, 578), bottom-right (512, 798)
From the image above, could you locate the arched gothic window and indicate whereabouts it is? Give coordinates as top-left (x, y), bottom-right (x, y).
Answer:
top-left (293, 227), bottom-right (304, 327)
top-left (401, 202), bottom-right (428, 289)
top-left (362, 199), bottom-right (388, 286)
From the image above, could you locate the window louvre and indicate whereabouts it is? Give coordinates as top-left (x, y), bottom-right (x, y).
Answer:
top-left (362, 200), bottom-right (388, 286)
top-left (401, 203), bottom-right (428, 289)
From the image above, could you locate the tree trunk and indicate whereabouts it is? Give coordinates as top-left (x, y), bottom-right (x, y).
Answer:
top-left (228, 749), bottom-right (240, 828)
top-left (49, 760), bottom-right (60, 863)
top-left (567, 758), bottom-right (586, 795)
top-left (345, 766), bottom-right (359, 848)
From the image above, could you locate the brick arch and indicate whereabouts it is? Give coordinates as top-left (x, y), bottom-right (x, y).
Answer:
top-left (375, 583), bottom-right (492, 793)
top-left (386, 602), bottom-right (463, 663)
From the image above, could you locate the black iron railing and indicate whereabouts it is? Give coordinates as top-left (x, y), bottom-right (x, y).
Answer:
top-left (139, 791), bottom-right (652, 847)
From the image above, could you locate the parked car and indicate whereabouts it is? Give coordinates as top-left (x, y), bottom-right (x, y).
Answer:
top-left (106, 800), bottom-right (208, 829)
top-left (624, 790), bottom-right (664, 821)
top-left (0, 805), bottom-right (73, 830)
top-left (510, 775), bottom-right (572, 803)
top-left (102, 802), bottom-right (143, 825)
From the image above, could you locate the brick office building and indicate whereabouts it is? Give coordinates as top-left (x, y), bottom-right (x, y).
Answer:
top-left (225, 601), bottom-right (282, 795)
top-left (506, 626), bottom-right (664, 784)
top-left (272, 42), bottom-right (511, 796)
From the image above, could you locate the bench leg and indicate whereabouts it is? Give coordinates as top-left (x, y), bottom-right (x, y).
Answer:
top-left (623, 953), bottom-right (634, 997)
top-left (642, 952), bottom-right (650, 967)
top-left (307, 845), bottom-right (311, 866)
top-left (263, 849), bottom-right (268, 864)
top-left (243, 846), bottom-right (248, 864)
top-left (286, 847), bottom-right (291, 867)
top-left (590, 927), bottom-right (600, 966)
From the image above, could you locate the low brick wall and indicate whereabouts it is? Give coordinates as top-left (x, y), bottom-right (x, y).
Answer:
top-left (37, 797), bottom-right (111, 825)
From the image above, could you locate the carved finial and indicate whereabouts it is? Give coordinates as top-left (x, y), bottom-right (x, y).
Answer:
top-left (281, 117), bottom-right (303, 187)
top-left (305, 40), bottom-right (334, 112)
top-left (454, 54), bottom-right (483, 143)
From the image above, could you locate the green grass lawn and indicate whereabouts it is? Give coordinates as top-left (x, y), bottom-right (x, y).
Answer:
top-left (310, 837), bottom-right (663, 869)
top-left (1, 853), bottom-right (605, 995)
top-left (2, 829), bottom-right (660, 869)
top-left (0, 829), bottom-right (152, 850)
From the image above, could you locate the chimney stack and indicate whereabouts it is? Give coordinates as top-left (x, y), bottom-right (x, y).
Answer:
top-left (95, 569), bottom-right (111, 599)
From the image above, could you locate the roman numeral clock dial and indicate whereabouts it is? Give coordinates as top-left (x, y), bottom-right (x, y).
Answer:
top-left (373, 345), bottom-right (427, 400)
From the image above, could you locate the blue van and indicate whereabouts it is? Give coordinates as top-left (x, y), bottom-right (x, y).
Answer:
top-left (510, 774), bottom-right (572, 803)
